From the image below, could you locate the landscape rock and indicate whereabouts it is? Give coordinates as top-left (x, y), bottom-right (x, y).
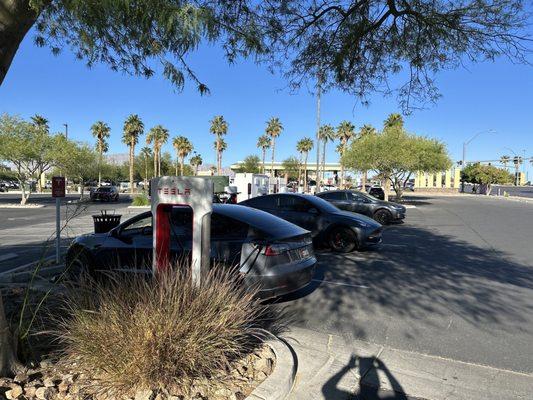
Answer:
top-left (35, 386), bottom-right (57, 400)
top-left (13, 372), bottom-right (29, 384)
top-left (134, 389), bottom-right (155, 400)
top-left (5, 383), bottom-right (23, 399)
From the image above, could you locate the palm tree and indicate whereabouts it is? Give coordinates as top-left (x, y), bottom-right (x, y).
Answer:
top-left (266, 117), bottom-right (283, 177)
top-left (296, 140), bottom-right (305, 189)
top-left (31, 115), bottom-right (49, 132)
top-left (358, 124), bottom-right (377, 190)
top-left (91, 121), bottom-right (111, 186)
top-left (500, 155), bottom-right (511, 170)
top-left (257, 135), bottom-right (271, 174)
top-left (146, 125), bottom-right (169, 177)
top-left (139, 146), bottom-right (152, 188)
top-left (122, 114), bottom-right (144, 193)
top-left (173, 136), bottom-right (193, 176)
top-left (337, 121), bottom-right (356, 188)
top-left (318, 125), bottom-right (336, 186)
top-left (384, 113), bottom-right (404, 129)
top-left (213, 138), bottom-right (227, 174)
top-left (190, 153), bottom-right (203, 175)
top-left (296, 138), bottom-right (314, 192)
top-left (209, 115), bottom-right (228, 175)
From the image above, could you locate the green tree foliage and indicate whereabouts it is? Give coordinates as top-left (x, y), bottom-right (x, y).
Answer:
top-left (0, 114), bottom-right (58, 204)
top-left (282, 156), bottom-right (301, 182)
top-left (91, 120), bottom-right (111, 186)
top-left (123, 115), bottom-right (144, 193)
top-left (190, 153), bottom-right (203, 176)
top-left (343, 115), bottom-right (451, 200)
top-left (266, 118), bottom-right (283, 177)
top-left (461, 163), bottom-right (513, 194)
top-left (296, 138), bottom-right (314, 191)
top-left (53, 137), bottom-right (99, 197)
top-left (146, 125), bottom-right (169, 177)
top-left (256, 135), bottom-right (271, 174)
top-left (172, 136), bottom-right (193, 176)
top-left (1, 1), bottom-right (529, 112)
top-left (239, 155), bottom-right (261, 174)
top-left (318, 124), bottom-right (336, 185)
top-left (209, 116), bottom-right (228, 175)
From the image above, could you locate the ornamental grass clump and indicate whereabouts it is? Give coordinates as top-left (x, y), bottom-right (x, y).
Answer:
top-left (131, 193), bottom-right (150, 206)
top-left (56, 267), bottom-right (285, 395)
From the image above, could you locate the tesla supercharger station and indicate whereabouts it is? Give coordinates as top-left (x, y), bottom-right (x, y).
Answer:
top-left (151, 176), bottom-right (213, 285)
top-left (234, 173), bottom-right (269, 203)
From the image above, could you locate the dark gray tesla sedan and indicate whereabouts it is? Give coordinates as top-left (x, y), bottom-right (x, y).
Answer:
top-left (316, 190), bottom-right (406, 225)
top-left (66, 204), bottom-right (316, 299)
top-left (239, 193), bottom-right (383, 253)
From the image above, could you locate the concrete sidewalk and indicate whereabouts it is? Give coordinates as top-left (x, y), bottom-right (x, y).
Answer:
top-left (286, 327), bottom-right (533, 400)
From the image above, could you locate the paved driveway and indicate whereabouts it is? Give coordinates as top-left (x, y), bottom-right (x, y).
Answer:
top-left (282, 195), bottom-right (533, 374)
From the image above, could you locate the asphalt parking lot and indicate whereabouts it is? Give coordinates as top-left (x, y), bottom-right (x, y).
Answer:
top-left (281, 195), bottom-right (533, 375)
top-left (1, 193), bottom-right (532, 377)
top-left (0, 193), bottom-right (137, 271)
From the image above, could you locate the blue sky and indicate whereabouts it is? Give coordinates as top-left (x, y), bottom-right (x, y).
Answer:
top-left (1, 29), bottom-right (532, 179)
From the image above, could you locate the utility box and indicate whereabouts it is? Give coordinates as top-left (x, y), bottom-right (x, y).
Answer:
top-left (233, 173), bottom-right (269, 203)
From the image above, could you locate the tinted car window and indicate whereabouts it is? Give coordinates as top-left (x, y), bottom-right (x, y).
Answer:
top-left (211, 214), bottom-right (249, 239)
top-left (320, 192), bottom-right (346, 201)
top-left (243, 195), bottom-right (277, 209)
top-left (121, 215), bottom-right (151, 235)
top-left (279, 196), bottom-right (315, 212)
top-left (171, 208), bottom-right (193, 236)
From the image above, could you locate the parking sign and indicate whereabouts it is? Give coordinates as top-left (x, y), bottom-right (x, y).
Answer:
top-left (52, 176), bottom-right (65, 198)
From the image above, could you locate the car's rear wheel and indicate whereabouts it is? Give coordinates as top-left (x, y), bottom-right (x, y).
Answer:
top-left (328, 227), bottom-right (357, 253)
top-left (374, 209), bottom-right (392, 225)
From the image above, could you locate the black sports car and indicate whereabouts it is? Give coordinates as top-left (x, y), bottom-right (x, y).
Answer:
top-left (239, 193), bottom-right (382, 253)
top-left (90, 186), bottom-right (119, 202)
top-left (66, 204), bottom-right (316, 299)
top-left (316, 190), bottom-right (406, 225)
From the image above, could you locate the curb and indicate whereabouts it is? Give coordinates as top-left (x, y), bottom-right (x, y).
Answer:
top-left (127, 205), bottom-right (151, 209)
top-left (246, 337), bottom-right (298, 400)
top-left (0, 204), bottom-right (45, 208)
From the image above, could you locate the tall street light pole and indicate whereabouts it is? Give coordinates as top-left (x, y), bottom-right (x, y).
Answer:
top-left (461, 129), bottom-right (495, 192)
top-left (63, 123), bottom-right (68, 139)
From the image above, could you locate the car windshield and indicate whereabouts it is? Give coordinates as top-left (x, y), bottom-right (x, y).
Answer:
top-left (97, 187), bottom-right (112, 192)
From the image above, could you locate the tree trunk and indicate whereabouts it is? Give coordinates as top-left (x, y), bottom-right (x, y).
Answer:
top-left (261, 149), bottom-right (266, 174)
top-left (303, 153), bottom-right (308, 192)
top-left (180, 156), bottom-right (184, 176)
top-left (321, 140), bottom-right (326, 185)
top-left (383, 175), bottom-right (390, 202)
top-left (153, 149), bottom-right (157, 179)
top-left (129, 143), bottom-right (134, 194)
top-left (158, 150), bottom-right (161, 177)
top-left (0, 0), bottom-right (39, 86)
top-left (98, 149), bottom-right (102, 187)
top-left (361, 171), bottom-right (367, 190)
top-left (0, 292), bottom-right (23, 377)
top-left (144, 159), bottom-right (148, 188)
top-left (270, 138), bottom-right (276, 177)
top-left (175, 158), bottom-right (179, 176)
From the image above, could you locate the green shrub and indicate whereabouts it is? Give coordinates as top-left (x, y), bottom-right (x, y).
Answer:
top-left (56, 267), bottom-right (285, 395)
top-left (131, 193), bottom-right (150, 206)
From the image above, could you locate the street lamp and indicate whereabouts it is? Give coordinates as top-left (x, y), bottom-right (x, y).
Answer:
top-left (63, 123), bottom-right (68, 139)
top-left (461, 129), bottom-right (496, 192)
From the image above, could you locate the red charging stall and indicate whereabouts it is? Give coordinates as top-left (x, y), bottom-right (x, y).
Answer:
top-left (151, 177), bottom-right (213, 285)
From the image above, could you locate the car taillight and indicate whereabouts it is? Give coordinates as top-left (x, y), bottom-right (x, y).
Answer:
top-left (263, 244), bottom-right (290, 256)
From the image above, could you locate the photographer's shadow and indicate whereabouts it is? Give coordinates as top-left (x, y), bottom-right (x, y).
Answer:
top-left (322, 355), bottom-right (408, 399)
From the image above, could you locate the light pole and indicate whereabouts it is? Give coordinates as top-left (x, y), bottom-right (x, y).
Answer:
top-left (63, 123), bottom-right (68, 139)
top-left (461, 129), bottom-right (496, 192)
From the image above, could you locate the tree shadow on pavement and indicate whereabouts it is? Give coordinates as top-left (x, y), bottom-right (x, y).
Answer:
top-left (279, 222), bottom-right (533, 366)
top-left (322, 354), bottom-right (408, 400)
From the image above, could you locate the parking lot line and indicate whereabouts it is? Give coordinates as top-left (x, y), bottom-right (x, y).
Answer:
top-left (312, 279), bottom-right (370, 289)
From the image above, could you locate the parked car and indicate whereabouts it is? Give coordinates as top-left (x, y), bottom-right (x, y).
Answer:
top-left (66, 204), bottom-right (316, 299)
top-left (239, 193), bottom-right (382, 253)
top-left (357, 184), bottom-right (385, 200)
top-left (316, 190), bottom-right (406, 225)
top-left (90, 186), bottom-right (119, 202)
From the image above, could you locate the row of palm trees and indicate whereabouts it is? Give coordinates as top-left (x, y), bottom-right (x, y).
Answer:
top-left (254, 116), bottom-right (384, 189)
